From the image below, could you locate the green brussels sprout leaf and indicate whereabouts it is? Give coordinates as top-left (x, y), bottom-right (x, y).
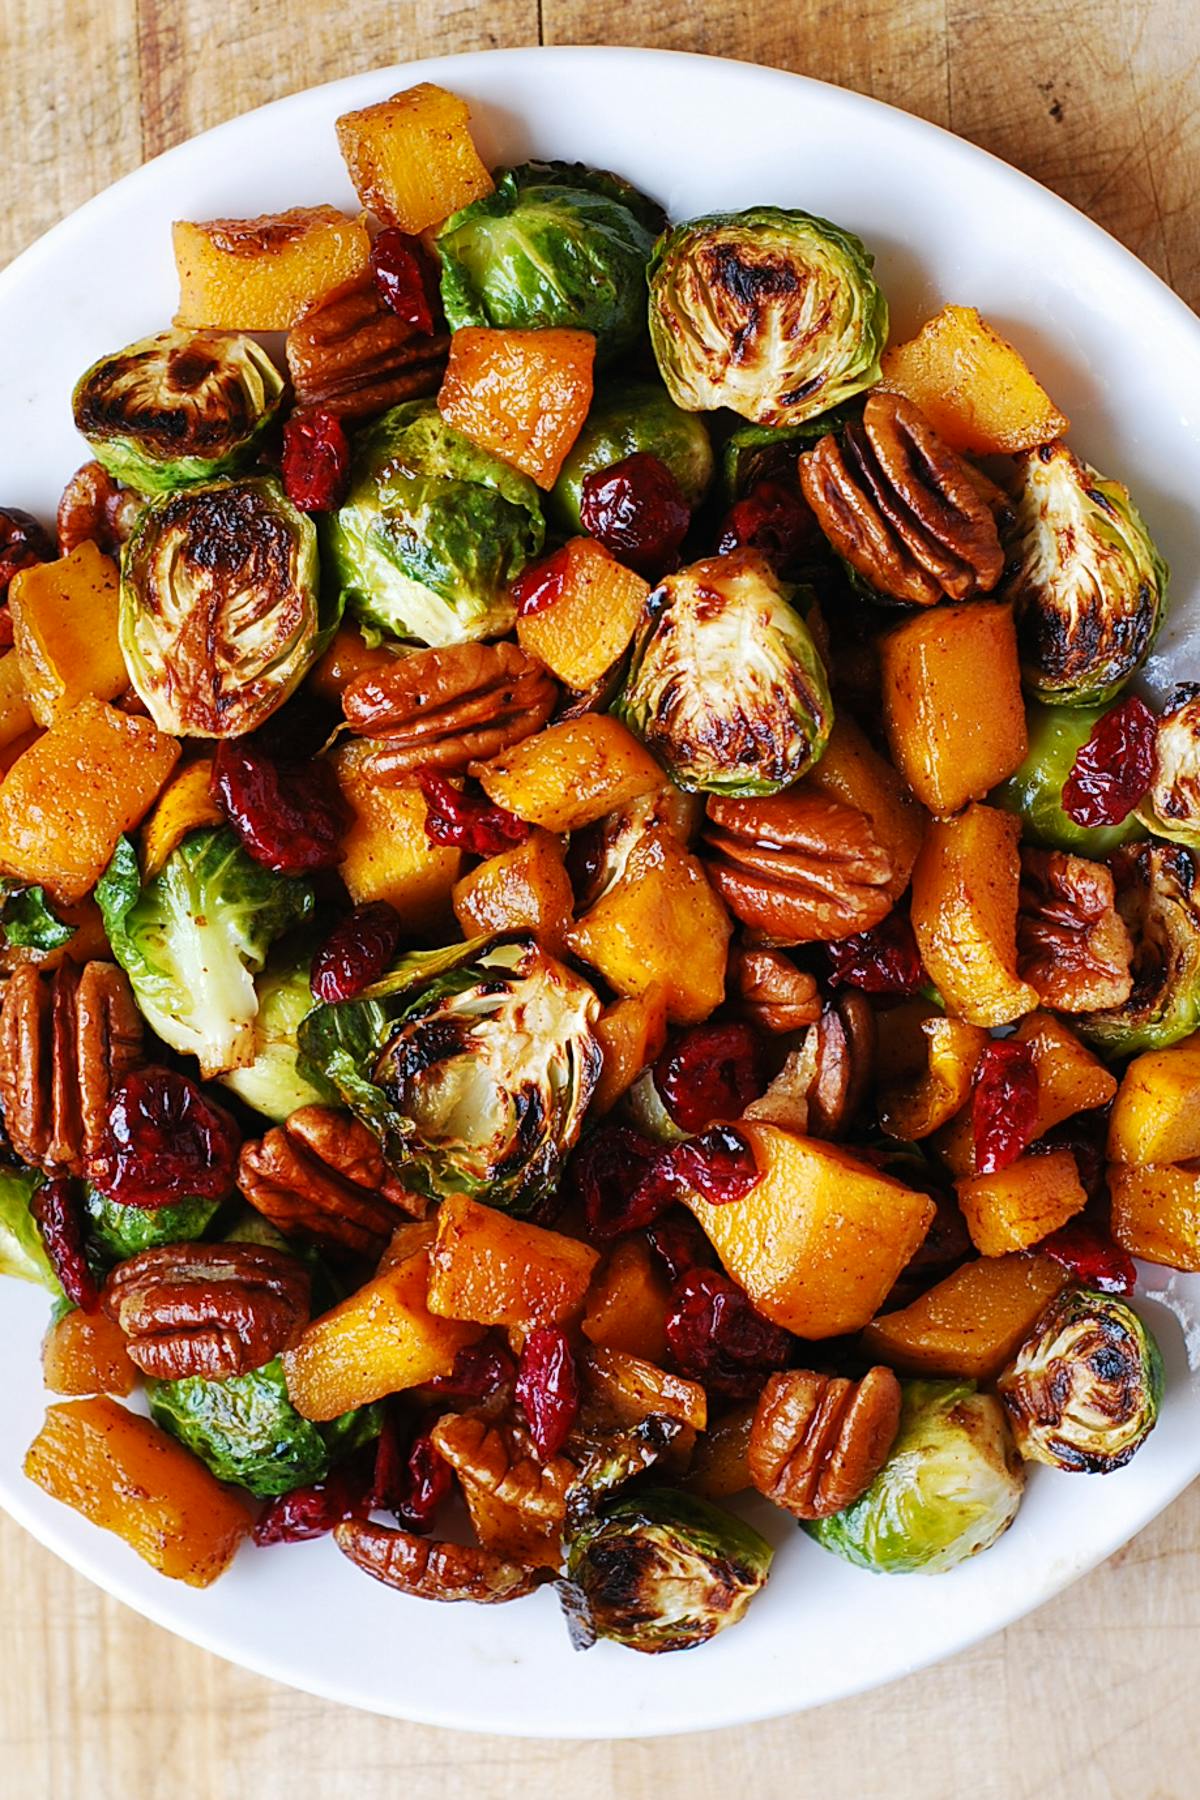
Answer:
top-left (1, 885), bottom-right (75, 951)
top-left (83, 1186), bottom-right (221, 1269)
top-left (994, 700), bottom-right (1148, 856)
top-left (219, 948), bottom-right (331, 1121)
top-left (0, 1166), bottom-right (57, 1293)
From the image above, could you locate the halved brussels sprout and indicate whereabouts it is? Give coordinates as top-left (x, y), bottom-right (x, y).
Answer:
top-left (1135, 683), bottom-right (1200, 848)
top-left (548, 379), bottom-right (714, 535)
top-left (323, 400), bottom-right (544, 648)
top-left (1076, 842), bottom-right (1200, 1057)
top-left (73, 329), bottom-right (284, 495)
top-left (805, 1379), bottom-right (1023, 1575)
top-left (616, 547), bottom-right (833, 794)
top-left (648, 208), bottom-right (887, 427)
top-left (1005, 442), bottom-right (1168, 706)
top-left (298, 935), bottom-right (601, 1214)
top-left (120, 474), bottom-right (333, 738)
top-left (219, 950), bottom-right (329, 1122)
top-left (0, 1166), bottom-right (55, 1292)
top-left (998, 1289), bottom-right (1163, 1474)
top-left (436, 161), bottom-right (661, 366)
top-left (562, 1487), bottom-right (773, 1653)
top-left (995, 700), bottom-right (1147, 857)
top-left (83, 1187), bottom-right (220, 1268)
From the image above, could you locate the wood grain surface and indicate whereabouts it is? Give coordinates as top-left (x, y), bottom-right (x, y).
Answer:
top-left (1, 3), bottom-right (1198, 1795)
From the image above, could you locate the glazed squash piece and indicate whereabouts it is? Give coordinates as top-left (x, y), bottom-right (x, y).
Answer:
top-left (336, 83), bottom-right (494, 233)
top-left (1107, 1032), bottom-right (1200, 1166)
top-left (875, 1002), bottom-right (989, 1141)
top-left (139, 758), bottom-right (222, 881)
top-left (878, 304), bottom-right (1069, 455)
top-left (173, 206), bottom-right (371, 331)
top-left (860, 1254), bottom-right (1072, 1383)
top-left (452, 828), bottom-right (575, 954)
top-left (427, 1192), bottom-right (599, 1329)
top-left (1110, 1163), bottom-right (1200, 1270)
top-left (516, 538), bottom-right (651, 690)
top-left (592, 985), bottom-right (670, 1114)
top-left (910, 803), bottom-right (1039, 1028)
top-left (956, 1147), bottom-right (1088, 1256)
top-left (476, 713), bottom-right (663, 833)
top-left (333, 741), bottom-right (463, 932)
top-left (0, 651), bottom-right (36, 754)
top-left (9, 542), bottom-right (127, 726)
top-left (582, 1236), bottom-right (672, 1364)
top-left (439, 328), bottom-right (596, 489)
top-left (42, 1308), bottom-right (136, 1398)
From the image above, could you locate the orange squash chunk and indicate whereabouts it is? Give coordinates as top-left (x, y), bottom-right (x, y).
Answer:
top-left (173, 206), bottom-right (371, 331)
top-left (9, 542), bottom-right (128, 727)
top-left (0, 698), bottom-right (179, 904)
top-left (1108, 1033), bottom-right (1200, 1166)
top-left (878, 304), bottom-right (1069, 455)
top-left (452, 828), bottom-right (574, 955)
top-left (880, 602), bottom-right (1027, 815)
top-left (333, 741), bottom-right (462, 933)
top-left (686, 1402), bottom-right (756, 1499)
top-left (582, 1346), bottom-right (707, 1431)
top-left (860, 1254), bottom-right (1071, 1382)
top-left (683, 1122), bottom-right (935, 1339)
top-left (803, 711), bottom-right (926, 903)
top-left (0, 652), bottom-right (35, 754)
top-left (875, 1002), bottom-right (988, 1140)
top-left (308, 626), bottom-right (401, 706)
top-left (440, 328), bottom-right (595, 489)
top-left (427, 1192), bottom-right (599, 1328)
top-left (592, 985), bottom-right (670, 1113)
top-left (139, 758), bottom-right (222, 881)
top-left (957, 1147), bottom-right (1087, 1256)
top-left (911, 803), bottom-right (1038, 1028)
top-left (336, 83), bottom-right (494, 233)
top-left (42, 1308), bottom-right (136, 1397)
top-left (1110, 1162), bottom-right (1200, 1271)
top-left (476, 713), bottom-right (663, 833)
top-left (582, 1236), bottom-right (672, 1363)
top-left (25, 1397), bottom-right (252, 1586)
top-left (517, 538), bottom-right (650, 689)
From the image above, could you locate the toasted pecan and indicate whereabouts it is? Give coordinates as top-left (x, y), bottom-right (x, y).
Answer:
top-left (728, 946), bottom-right (822, 1034)
top-left (286, 268), bottom-right (448, 422)
top-left (334, 1516), bottom-right (544, 1603)
top-left (743, 991), bottom-right (876, 1138)
top-left (238, 1105), bottom-right (426, 1258)
top-left (56, 461), bottom-right (142, 558)
top-left (103, 1242), bottom-right (311, 1381)
top-left (1018, 846), bottom-right (1134, 1012)
top-left (749, 1366), bottom-right (901, 1519)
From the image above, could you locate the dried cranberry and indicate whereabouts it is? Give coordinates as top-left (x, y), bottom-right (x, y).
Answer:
top-left (371, 229), bottom-right (438, 335)
top-left (310, 902), bottom-right (402, 1003)
top-left (646, 1210), bottom-right (712, 1282)
top-left (212, 735), bottom-right (349, 875)
top-left (425, 1339), bottom-right (516, 1402)
top-left (88, 1068), bottom-right (240, 1209)
top-left (826, 911), bottom-right (925, 996)
top-left (418, 772), bottom-right (529, 857)
top-left (0, 608), bottom-right (12, 650)
top-left (0, 506), bottom-right (52, 599)
top-left (573, 1126), bottom-right (663, 1242)
top-left (1037, 1222), bottom-right (1137, 1296)
top-left (510, 545), bottom-right (571, 617)
top-left (716, 479), bottom-right (817, 570)
top-left (580, 453), bottom-right (690, 578)
top-left (1062, 696), bottom-right (1158, 827)
top-left (515, 1326), bottom-right (579, 1461)
top-left (393, 1434), bottom-right (453, 1533)
top-left (31, 1179), bottom-right (98, 1312)
top-left (638, 1124), bottom-right (762, 1211)
top-left (654, 1022), bottom-right (765, 1134)
top-left (253, 1456), bottom-right (372, 1545)
top-left (665, 1267), bottom-right (792, 1398)
top-left (972, 1040), bottom-right (1039, 1175)
top-left (281, 409), bottom-right (350, 514)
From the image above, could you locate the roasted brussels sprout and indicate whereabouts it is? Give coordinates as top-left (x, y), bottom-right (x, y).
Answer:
top-left (73, 329), bottom-right (284, 495)
top-left (323, 400), bottom-right (544, 648)
top-left (1005, 441), bottom-right (1168, 707)
top-left (436, 161), bottom-right (661, 366)
top-left (0, 884), bottom-right (75, 952)
top-left (549, 379), bottom-right (714, 534)
top-left (998, 1289), bottom-right (1163, 1474)
top-left (0, 1167), bottom-right (56, 1292)
top-left (616, 547), bottom-right (833, 794)
top-left (97, 831), bottom-right (315, 1079)
top-left (298, 935), bottom-right (601, 1213)
top-left (1076, 842), bottom-right (1200, 1057)
top-left (995, 700), bottom-right (1148, 857)
top-left (120, 474), bottom-right (332, 738)
top-left (562, 1487), bottom-right (773, 1653)
top-left (805, 1379), bottom-right (1024, 1575)
top-left (219, 950), bottom-right (329, 1122)
top-left (1135, 683), bottom-right (1200, 848)
top-left (83, 1187), bottom-right (220, 1268)
top-left (648, 208), bottom-right (887, 427)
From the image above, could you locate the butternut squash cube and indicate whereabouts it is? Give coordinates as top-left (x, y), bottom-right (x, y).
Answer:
top-left (517, 538), bottom-right (650, 689)
top-left (427, 1192), bottom-right (599, 1328)
top-left (860, 1253), bottom-right (1071, 1382)
top-left (476, 713), bottom-right (663, 833)
top-left (1108, 1033), bottom-right (1200, 1166)
top-left (880, 602), bottom-right (1027, 815)
top-left (683, 1122), bottom-right (935, 1338)
top-left (592, 985), bottom-right (670, 1113)
top-left (910, 803), bottom-right (1039, 1027)
top-left (9, 542), bottom-right (127, 727)
top-left (42, 1307), bottom-right (136, 1397)
top-left (0, 651), bottom-right (35, 753)
top-left (335, 83), bottom-right (494, 233)
top-left (452, 828), bottom-right (574, 955)
top-left (24, 1397), bottom-right (252, 1586)
top-left (582, 1236), bottom-right (672, 1363)
top-left (440, 328), bottom-right (595, 489)
top-left (956, 1147), bottom-right (1087, 1256)
top-left (333, 741), bottom-right (462, 933)
top-left (308, 625), bottom-right (401, 706)
top-left (803, 711), bottom-right (926, 903)
top-left (876, 1002), bottom-right (988, 1140)
top-left (173, 206), bottom-right (371, 331)
top-left (878, 304), bottom-right (1069, 455)
top-left (139, 757), bottom-right (222, 881)
top-left (1110, 1162), bottom-right (1200, 1270)
top-left (0, 698), bottom-right (180, 904)
top-left (685, 1402), bottom-right (755, 1499)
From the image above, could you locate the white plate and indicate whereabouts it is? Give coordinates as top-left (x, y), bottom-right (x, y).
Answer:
top-left (1, 45), bottom-right (1199, 1740)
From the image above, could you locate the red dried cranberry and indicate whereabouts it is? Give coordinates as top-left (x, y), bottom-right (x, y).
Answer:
top-left (0, 506), bottom-right (52, 599)
top-left (515, 1326), bottom-right (579, 1461)
top-left (371, 229), bottom-right (438, 335)
top-left (716, 479), bottom-right (818, 570)
top-left (212, 736), bottom-right (349, 875)
top-left (281, 409), bottom-right (350, 514)
top-left (1037, 1222), bottom-right (1137, 1296)
top-left (0, 608), bottom-right (12, 650)
top-left (1062, 696), bottom-right (1158, 827)
top-left (972, 1040), bottom-right (1039, 1175)
top-left (252, 1455), bottom-right (373, 1545)
top-left (393, 1434), bottom-right (453, 1533)
top-left (573, 1126), bottom-right (663, 1242)
top-left (646, 1210), bottom-right (712, 1282)
top-left (665, 1267), bottom-right (792, 1398)
top-left (418, 772), bottom-right (529, 857)
top-left (510, 545), bottom-right (571, 617)
top-left (310, 902), bottom-right (402, 1003)
top-left (638, 1124), bottom-right (762, 1211)
top-left (654, 1022), bottom-right (765, 1134)
top-left (580, 453), bottom-right (690, 578)
top-left (826, 911), bottom-right (925, 996)
top-left (425, 1339), bottom-right (516, 1402)
top-left (88, 1068), bottom-right (240, 1209)
top-left (32, 1179), bottom-right (98, 1312)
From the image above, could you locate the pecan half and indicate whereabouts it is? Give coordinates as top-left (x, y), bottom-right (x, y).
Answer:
top-left (431, 1412), bottom-right (572, 1567)
top-left (728, 946), bottom-right (821, 1034)
top-left (334, 1516), bottom-right (544, 1603)
top-left (703, 791), bottom-right (898, 944)
top-left (343, 641), bottom-right (557, 780)
top-left (103, 1242), bottom-right (310, 1380)
top-left (286, 269), bottom-right (448, 422)
top-left (0, 961), bottom-right (143, 1176)
top-left (743, 990), bottom-right (876, 1138)
top-left (1018, 846), bottom-right (1134, 1012)
top-left (749, 1366), bottom-right (901, 1519)
top-left (799, 393), bottom-right (1004, 606)
top-left (57, 462), bottom-right (142, 558)
top-left (238, 1104), bottom-right (426, 1257)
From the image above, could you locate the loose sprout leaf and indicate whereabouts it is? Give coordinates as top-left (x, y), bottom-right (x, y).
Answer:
top-left (0, 1166), bottom-right (58, 1293)
top-left (82, 1187), bottom-right (221, 1269)
top-left (1, 884), bottom-right (76, 951)
top-left (148, 1356), bottom-right (356, 1498)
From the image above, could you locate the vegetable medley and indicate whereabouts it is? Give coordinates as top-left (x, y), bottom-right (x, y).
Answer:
top-left (2, 77), bottom-right (1196, 1658)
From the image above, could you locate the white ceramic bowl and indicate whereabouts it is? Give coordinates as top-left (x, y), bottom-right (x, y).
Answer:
top-left (1, 46), bottom-right (1198, 1740)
